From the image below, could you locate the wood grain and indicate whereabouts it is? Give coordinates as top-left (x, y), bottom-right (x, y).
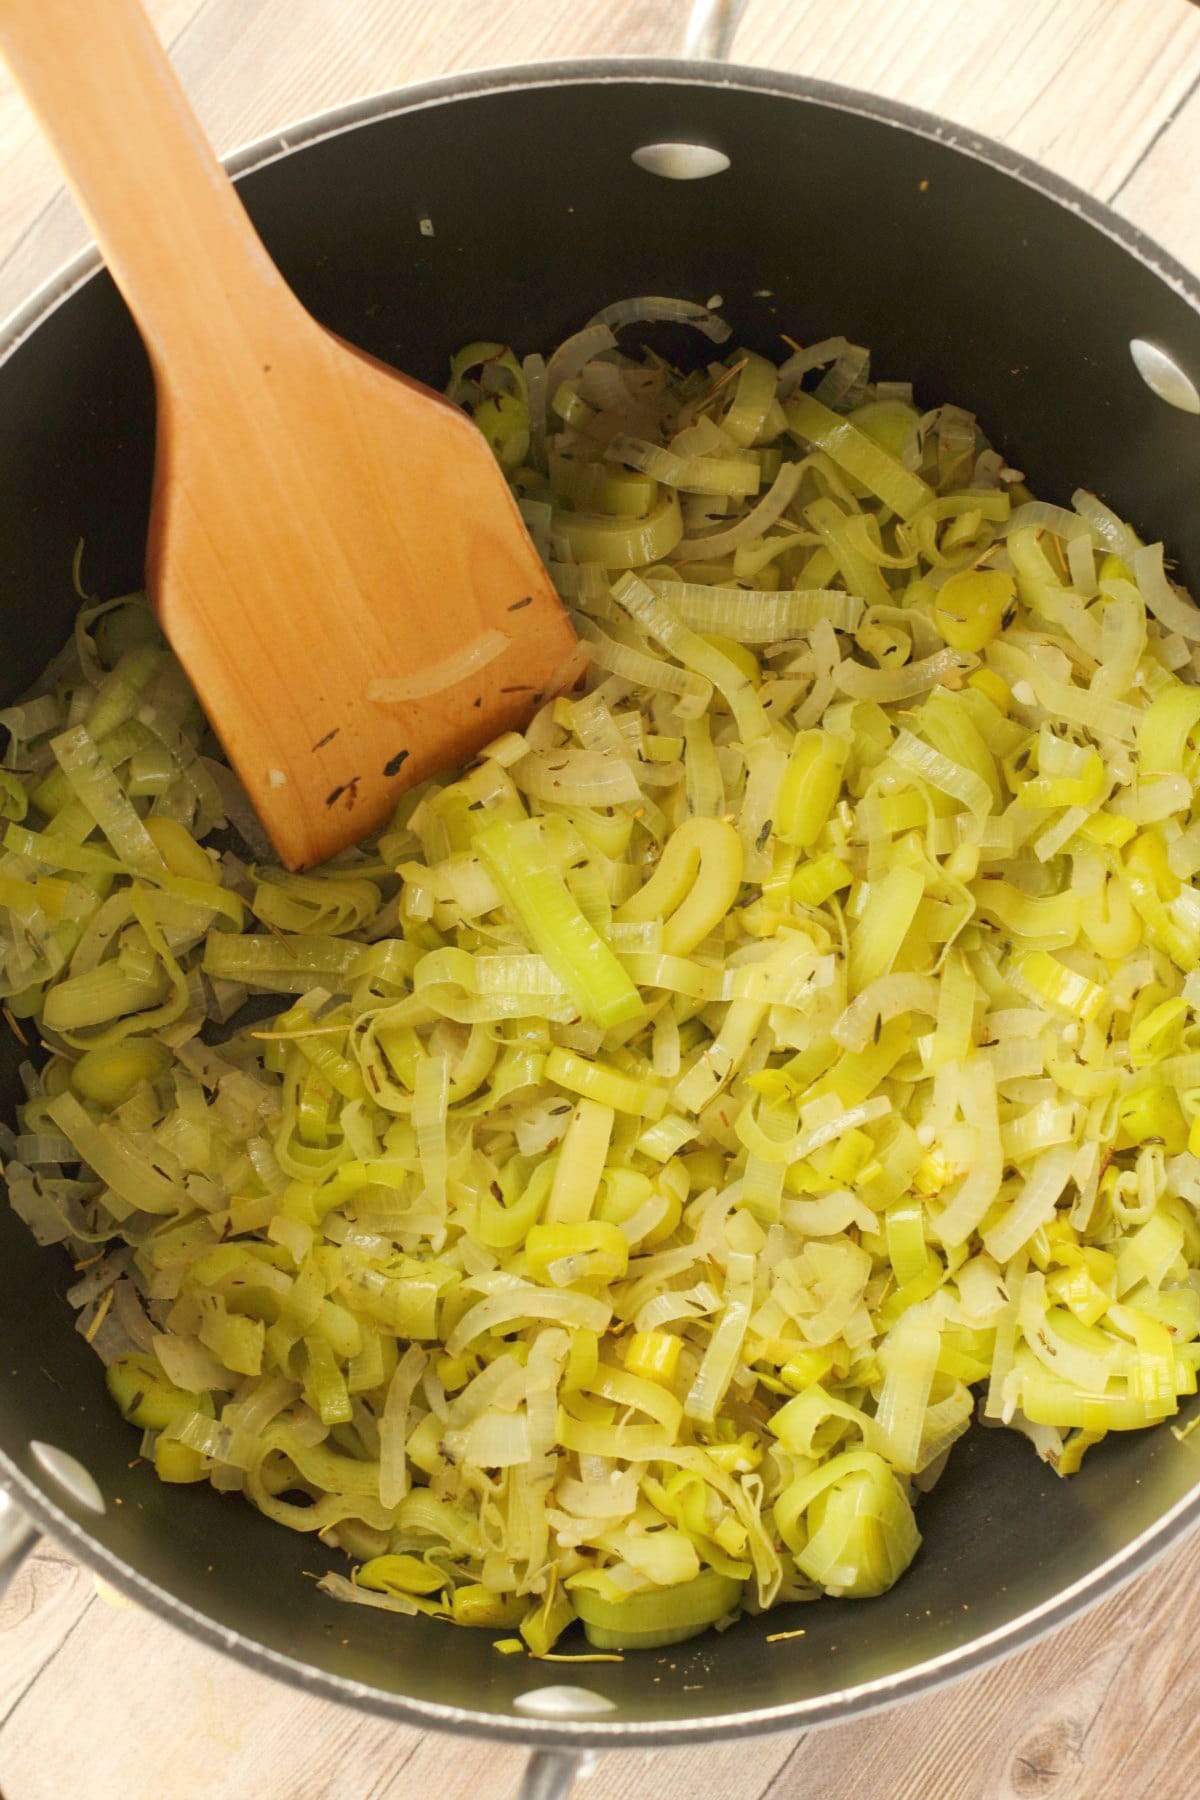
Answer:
top-left (0, 0), bottom-right (1198, 326)
top-left (5, 1528), bottom-right (1200, 1799)
top-left (2, 2), bottom-right (1199, 1796)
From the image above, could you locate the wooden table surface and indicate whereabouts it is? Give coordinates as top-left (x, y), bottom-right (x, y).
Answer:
top-left (3, 2), bottom-right (1200, 1796)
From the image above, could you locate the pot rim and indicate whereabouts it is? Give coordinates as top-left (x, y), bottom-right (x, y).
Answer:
top-left (1, 54), bottom-right (1198, 1750)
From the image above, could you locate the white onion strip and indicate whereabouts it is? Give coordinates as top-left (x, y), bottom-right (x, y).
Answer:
top-left (367, 630), bottom-right (510, 703)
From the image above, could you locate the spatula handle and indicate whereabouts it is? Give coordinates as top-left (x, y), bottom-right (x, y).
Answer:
top-left (0, 0), bottom-right (295, 383)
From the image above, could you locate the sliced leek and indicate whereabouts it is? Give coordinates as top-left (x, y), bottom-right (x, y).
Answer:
top-left (4, 300), bottom-right (1200, 1659)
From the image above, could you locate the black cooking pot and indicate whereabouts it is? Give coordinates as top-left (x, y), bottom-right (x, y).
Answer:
top-left (2, 21), bottom-right (1200, 1798)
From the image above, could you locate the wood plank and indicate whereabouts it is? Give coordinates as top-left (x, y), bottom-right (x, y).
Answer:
top-left (790, 1526), bottom-right (1200, 1800)
top-left (4, 1526), bottom-right (1200, 1798)
top-left (735, 0), bottom-right (1200, 199)
top-left (0, 1539), bottom-right (92, 1725)
top-left (0, 1536), bottom-right (800, 1800)
top-left (0, 0), bottom-right (674, 323)
top-left (1109, 76), bottom-right (1200, 275)
top-left (0, 0), bottom-right (1198, 323)
top-left (0, 0), bottom-right (206, 306)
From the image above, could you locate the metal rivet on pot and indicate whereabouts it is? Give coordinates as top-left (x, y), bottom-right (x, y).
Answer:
top-left (631, 142), bottom-right (731, 180)
top-left (1129, 339), bottom-right (1200, 414)
top-left (30, 1442), bottom-right (105, 1514)
top-left (513, 1684), bottom-right (616, 1719)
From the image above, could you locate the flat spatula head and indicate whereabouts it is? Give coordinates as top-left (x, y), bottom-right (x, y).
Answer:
top-left (148, 314), bottom-right (577, 870)
top-left (0, 0), bottom-right (577, 872)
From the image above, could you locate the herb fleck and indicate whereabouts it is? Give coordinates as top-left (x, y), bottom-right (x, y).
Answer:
top-left (325, 777), bottom-right (361, 811)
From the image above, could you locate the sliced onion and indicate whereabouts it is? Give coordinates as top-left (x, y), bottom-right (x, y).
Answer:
top-left (523, 351), bottom-right (548, 471)
top-left (814, 343), bottom-right (870, 410)
top-left (1071, 488), bottom-right (1141, 560)
top-left (836, 646), bottom-right (974, 701)
top-left (512, 746), bottom-right (641, 805)
top-left (674, 462), bottom-right (804, 561)
top-left (777, 336), bottom-right (852, 397)
top-left (367, 630), bottom-right (510, 704)
top-left (587, 295), bottom-right (731, 343)
top-left (1132, 544), bottom-right (1200, 641)
top-left (544, 324), bottom-right (618, 402)
top-left (649, 581), bottom-right (861, 642)
top-left (379, 1344), bottom-right (428, 1508)
top-left (1006, 501), bottom-right (1094, 541)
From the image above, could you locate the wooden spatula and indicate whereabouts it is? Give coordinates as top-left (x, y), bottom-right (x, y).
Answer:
top-left (0, 0), bottom-right (577, 870)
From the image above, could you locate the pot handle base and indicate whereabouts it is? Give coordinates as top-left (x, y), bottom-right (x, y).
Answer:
top-left (0, 1487), bottom-right (39, 1601)
top-left (514, 1749), bottom-right (593, 1800)
top-left (682, 0), bottom-right (750, 60)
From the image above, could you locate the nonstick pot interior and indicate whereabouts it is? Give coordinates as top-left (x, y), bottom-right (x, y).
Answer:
top-left (2, 63), bottom-right (1200, 1745)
